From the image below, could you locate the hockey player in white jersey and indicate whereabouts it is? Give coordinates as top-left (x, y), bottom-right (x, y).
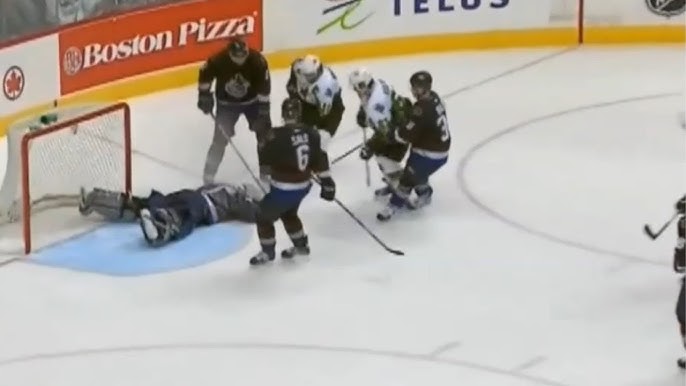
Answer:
top-left (349, 68), bottom-right (411, 197)
top-left (286, 54), bottom-right (345, 158)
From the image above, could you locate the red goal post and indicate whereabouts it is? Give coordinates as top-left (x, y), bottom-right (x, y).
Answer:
top-left (0, 103), bottom-right (132, 254)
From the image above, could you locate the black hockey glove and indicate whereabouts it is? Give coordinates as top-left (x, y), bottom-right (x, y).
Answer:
top-left (319, 176), bottom-right (336, 201)
top-left (197, 90), bottom-right (214, 114)
top-left (356, 107), bottom-right (368, 128)
top-left (676, 195), bottom-right (686, 214)
top-left (359, 145), bottom-right (373, 161)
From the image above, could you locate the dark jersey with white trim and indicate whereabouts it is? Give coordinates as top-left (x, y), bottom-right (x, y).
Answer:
top-left (260, 124), bottom-right (330, 186)
top-left (397, 91), bottom-right (451, 154)
top-left (198, 48), bottom-right (271, 104)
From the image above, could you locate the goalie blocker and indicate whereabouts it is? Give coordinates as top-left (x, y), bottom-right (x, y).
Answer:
top-left (79, 183), bottom-right (263, 247)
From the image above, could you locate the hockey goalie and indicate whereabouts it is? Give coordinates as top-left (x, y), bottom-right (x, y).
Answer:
top-left (78, 183), bottom-right (263, 247)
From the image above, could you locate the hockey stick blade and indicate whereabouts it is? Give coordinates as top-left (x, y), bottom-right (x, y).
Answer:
top-left (642, 212), bottom-right (679, 241)
top-left (643, 224), bottom-right (658, 240)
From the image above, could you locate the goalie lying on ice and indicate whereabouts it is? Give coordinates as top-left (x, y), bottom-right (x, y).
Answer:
top-left (78, 183), bottom-right (264, 247)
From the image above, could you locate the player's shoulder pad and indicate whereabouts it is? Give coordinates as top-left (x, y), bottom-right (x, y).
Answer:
top-left (251, 49), bottom-right (268, 66)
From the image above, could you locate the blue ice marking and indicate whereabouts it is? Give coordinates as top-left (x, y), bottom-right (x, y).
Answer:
top-left (31, 222), bottom-right (252, 276)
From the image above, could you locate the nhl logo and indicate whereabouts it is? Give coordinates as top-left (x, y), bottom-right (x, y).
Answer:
top-left (645, 0), bottom-right (685, 17)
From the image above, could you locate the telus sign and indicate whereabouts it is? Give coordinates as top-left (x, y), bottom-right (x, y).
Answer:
top-left (393, 0), bottom-right (509, 15)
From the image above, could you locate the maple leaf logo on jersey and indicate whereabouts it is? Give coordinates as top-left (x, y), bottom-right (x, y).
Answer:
top-left (224, 73), bottom-right (251, 99)
top-left (3, 66), bottom-right (25, 101)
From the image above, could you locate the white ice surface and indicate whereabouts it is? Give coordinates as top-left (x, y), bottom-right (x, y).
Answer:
top-left (0, 46), bottom-right (684, 386)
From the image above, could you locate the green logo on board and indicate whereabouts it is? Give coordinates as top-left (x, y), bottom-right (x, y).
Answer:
top-left (317, 0), bottom-right (374, 34)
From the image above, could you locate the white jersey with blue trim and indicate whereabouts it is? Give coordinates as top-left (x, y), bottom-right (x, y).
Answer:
top-left (295, 66), bottom-right (341, 113)
top-left (362, 78), bottom-right (394, 133)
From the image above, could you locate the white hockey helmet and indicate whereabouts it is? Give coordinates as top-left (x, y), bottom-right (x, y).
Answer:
top-left (349, 68), bottom-right (374, 98)
top-left (295, 54), bottom-right (322, 83)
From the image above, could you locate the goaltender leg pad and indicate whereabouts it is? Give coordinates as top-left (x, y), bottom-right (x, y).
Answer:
top-left (81, 188), bottom-right (137, 222)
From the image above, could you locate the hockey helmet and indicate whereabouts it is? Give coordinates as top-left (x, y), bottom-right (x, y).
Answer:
top-left (295, 54), bottom-right (323, 83)
top-left (409, 70), bottom-right (433, 99)
top-left (281, 97), bottom-right (302, 123)
top-left (348, 68), bottom-right (374, 98)
top-left (227, 37), bottom-right (249, 65)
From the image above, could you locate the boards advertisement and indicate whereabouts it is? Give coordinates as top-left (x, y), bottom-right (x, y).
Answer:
top-left (265, 0), bottom-right (553, 52)
top-left (0, 36), bottom-right (59, 117)
top-left (57, 0), bottom-right (264, 95)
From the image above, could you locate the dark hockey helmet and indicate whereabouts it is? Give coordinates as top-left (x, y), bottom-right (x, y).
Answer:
top-left (409, 70), bottom-right (433, 99)
top-left (281, 97), bottom-right (302, 123)
top-left (227, 37), bottom-right (249, 65)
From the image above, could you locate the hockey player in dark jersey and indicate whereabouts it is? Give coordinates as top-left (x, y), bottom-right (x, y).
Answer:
top-left (197, 37), bottom-right (272, 185)
top-left (250, 96), bottom-right (336, 266)
top-left (377, 71), bottom-right (451, 222)
top-left (78, 183), bottom-right (263, 247)
top-left (673, 195), bottom-right (685, 369)
top-left (286, 55), bottom-right (345, 161)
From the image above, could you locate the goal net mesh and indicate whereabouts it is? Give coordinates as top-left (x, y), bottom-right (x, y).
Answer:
top-left (0, 103), bottom-right (131, 254)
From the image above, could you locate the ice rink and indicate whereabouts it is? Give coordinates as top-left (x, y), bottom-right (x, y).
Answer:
top-left (0, 46), bottom-right (684, 386)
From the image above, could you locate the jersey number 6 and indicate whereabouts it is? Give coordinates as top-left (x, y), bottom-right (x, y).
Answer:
top-left (296, 144), bottom-right (310, 172)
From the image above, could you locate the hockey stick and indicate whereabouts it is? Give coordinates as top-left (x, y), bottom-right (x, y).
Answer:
top-left (312, 177), bottom-right (404, 256)
top-left (362, 128), bottom-right (371, 187)
top-left (209, 112), bottom-right (267, 194)
top-left (330, 143), bottom-right (363, 165)
top-left (643, 212), bottom-right (679, 240)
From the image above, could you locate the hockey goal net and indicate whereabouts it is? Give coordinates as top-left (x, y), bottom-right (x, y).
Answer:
top-left (0, 103), bottom-right (131, 255)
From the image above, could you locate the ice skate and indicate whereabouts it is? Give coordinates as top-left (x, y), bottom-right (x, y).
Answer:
top-left (249, 250), bottom-right (275, 266)
top-left (377, 204), bottom-right (399, 222)
top-left (281, 245), bottom-right (310, 259)
top-left (414, 185), bottom-right (434, 209)
top-left (374, 185), bottom-right (392, 199)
